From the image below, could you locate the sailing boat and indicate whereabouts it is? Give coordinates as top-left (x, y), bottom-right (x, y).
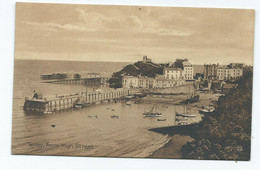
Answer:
top-left (175, 107), bottom-right (196, 118)
top-left (143, 104), bottom-right (162, 117)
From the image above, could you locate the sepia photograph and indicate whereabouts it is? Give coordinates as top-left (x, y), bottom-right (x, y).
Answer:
top-left (12, 2), bottom-right (254, 161)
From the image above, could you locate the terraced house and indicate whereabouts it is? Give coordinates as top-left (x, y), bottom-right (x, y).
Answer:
top-left (217, 67), bottom-right (243, 80)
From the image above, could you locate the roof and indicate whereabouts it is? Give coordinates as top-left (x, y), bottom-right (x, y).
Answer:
top-left (155, 75), bottom-right (165, 80)
top-left (164, 67), bottom-right (182, 71)
top-left (182, 61), bottom-right (192, 66)
top-left (222, 83), bottom-right (237, 89)
top-left (123, 75), bottom-right (138, 79)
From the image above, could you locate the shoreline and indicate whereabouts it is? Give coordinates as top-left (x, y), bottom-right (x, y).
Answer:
top-left (148, 134), bottom-right (194, 159)
top-left (134, 134), bottom-right (172, 158)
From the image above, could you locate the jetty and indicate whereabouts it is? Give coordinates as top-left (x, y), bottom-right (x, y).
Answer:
top-left (43, 77), bottom-right (110, 86)
top-left (23, 89), bottom-right (139, 114)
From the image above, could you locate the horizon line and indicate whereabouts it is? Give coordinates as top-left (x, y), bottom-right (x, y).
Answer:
top-left (14, 58), bottom-right (253, 66)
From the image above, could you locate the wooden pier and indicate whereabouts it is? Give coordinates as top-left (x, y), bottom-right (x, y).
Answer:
top-left (43, 77), bottom-right (110, 86)
top-left (23, 89), bottom-right (139, 113)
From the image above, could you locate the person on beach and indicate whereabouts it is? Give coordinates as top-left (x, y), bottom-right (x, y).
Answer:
top-left (33, 90), bottom-right (38, 99)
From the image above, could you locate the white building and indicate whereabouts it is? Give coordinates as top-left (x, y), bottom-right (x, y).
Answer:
top-left (217, 68), bottom-right (243, 80)
top-left (122, 76), bottom-right (139, 88)
top-left (183, 61), bottom-right (193, 80)
top-left (86, 73), bottom-right (101, 78)
top-left (164, 68), bottom-right (183, 80)
top-left (153, 75), bottom-right (185, 88)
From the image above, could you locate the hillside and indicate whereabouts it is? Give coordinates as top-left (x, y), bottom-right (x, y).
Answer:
top-left (112, 61), bottom-right (163, 78)
top-left (181, 69), bottom-right (253, 160)
top-left (109, 61), bottom-right (164, 88)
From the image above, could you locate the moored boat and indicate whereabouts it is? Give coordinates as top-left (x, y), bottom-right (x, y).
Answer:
top-left (111, 115), bottom-right (119, 119)
top-left (143, 104), bottom-right (162, 117)
top-left (157, 118), bottom-right (166, 121)
top-left (175, 116), bottom-right (188, 121)
top-left (88, 115), bottom-right (98, 119)
top-left (199, 105), bottom-right (215, 114)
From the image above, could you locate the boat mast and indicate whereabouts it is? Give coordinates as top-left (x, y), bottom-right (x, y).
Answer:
top-left (150, 104), bottom-right (155, 113)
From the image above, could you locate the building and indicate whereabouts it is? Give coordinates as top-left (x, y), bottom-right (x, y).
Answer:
top-left (138, 76), bottom-right (154, 89)
top-left (203, 63), bottom-right (219, 80)
top-left (142, 56), bottom-right (152, 63)
top-left (86, 73), bottom-right (101, 78)
top-left (183, 60), bottom-right (193, 80)
top-left (204, 63), bottom-right (244, 81)
top-left (222, 83), bottom-right (238, 94)
top-left (229, 63), bottom-right (245, 68)
top-left (101, 76), bottom-right (110, 85)
top-left (164, 68), bottom-right (183, 80)
top-left (153, 75), bottom-right (185, 88)
top-left (165, 58), bottom-right (193, 80)
top-left (74, 73), bottom-right (81, 79)
top-left (217, 67), bottom-right (243, 80)
top-left (122, 74), bottom-right (185, 89)
top-left (122, 76), bottom-right (139, 88)
top-left (194, 73), bottom-right (204, 81)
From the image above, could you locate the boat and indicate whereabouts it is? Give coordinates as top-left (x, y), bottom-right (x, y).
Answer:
top-left (126, 101), bottom-right (131, 105)
top-left (175, 113), bottom-right (191, 125)
top-left (75, 102), bottom-right (89, 108)
top-left (74, 104), bottom-right (82, 109)
top-left (175, 107), bottom-right (196, 118)
top-left (176, 112), bottom-right (186, 117)
top-left (199, 105), bottom-right (215, 114)
top-left (177, 121), bottom-right (191, 126)
top-left (88, 115), bottom-right (98, 119)
top-left (44, 111), bottom-right (53, 114)
top-left (125, 95), bottom-right (134, 99)
top-left (157, 118), bottom-right (166, 121)
top-left (183, 113), bottom-right (196, 117)
top-left (143, 104), bottom-right (162, 117)
top-left (111, 115), bottom-right (119, 119)
top-left (175, 116), bottom-right (188, 121)
top-left (144, 113), bottom-right (162, 117)
top-left (134, 93), bottom-right (146, 98)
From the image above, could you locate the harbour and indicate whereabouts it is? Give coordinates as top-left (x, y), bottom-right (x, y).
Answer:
top-left (12, 59), bottom-right (222, 158)
top-left (13, 59), bottom-right (203, 157)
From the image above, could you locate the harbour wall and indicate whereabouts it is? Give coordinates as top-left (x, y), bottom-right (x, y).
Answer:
top-left (24, 89), bottom-right (139, 113)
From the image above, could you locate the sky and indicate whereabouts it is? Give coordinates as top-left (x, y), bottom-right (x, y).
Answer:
top-left (14, 3), bottom-right (255, 65)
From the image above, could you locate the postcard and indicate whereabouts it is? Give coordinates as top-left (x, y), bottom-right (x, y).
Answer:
top-left (12, 2), bottom-right (254, 160)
